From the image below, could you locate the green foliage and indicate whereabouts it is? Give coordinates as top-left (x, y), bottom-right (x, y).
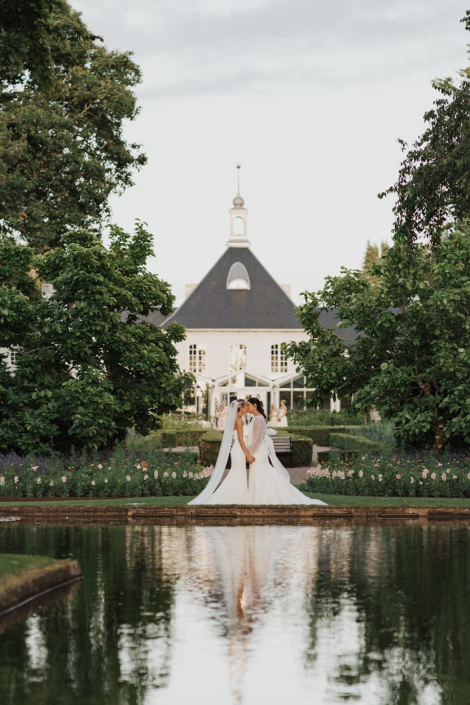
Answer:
top-left (199, 431), bottom-right (224, 467)
top-left (307, 453), bottom-right (470, 498)
top-left (0, 223), bottom-right (187, 453)
top-left (362, 240), bottom-right (388, 286)
top-left (287, 408), bottom-right (364, 426)
top-left (379, 12), bottom-right (470, 248)
top-left (0, 448), bottom-right (212, 498)
top-left (0, 1), bottom-right (146, 250)
top-left (289, 224), bottom-right (470, 452)
top-left (329, 433), bottom-right (383, 453)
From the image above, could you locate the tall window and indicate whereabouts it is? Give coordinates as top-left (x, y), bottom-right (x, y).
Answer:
top-left (271, 343), bottom-right (288, 374)
top-left (9, 347), bottom-right (18, 366)
top-left (189, 344), bottom-right (206, 373)
top-left (230, 344), bottom-right (247, 372)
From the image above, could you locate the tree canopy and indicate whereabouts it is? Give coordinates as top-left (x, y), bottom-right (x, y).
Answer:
top-left (0, 0), bottom-right (146, 251)
top-left (288, 226), bottom-right (470, 452)
top-left (0, 224), bottom-right (187, 453)
top-left (380, 11), bottom-right (470, 248)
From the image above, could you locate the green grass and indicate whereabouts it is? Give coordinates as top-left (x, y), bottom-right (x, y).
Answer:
top-left (2, 493), bottom-right (470, 508)
top-left (0, 554), bottom-right (56, 582)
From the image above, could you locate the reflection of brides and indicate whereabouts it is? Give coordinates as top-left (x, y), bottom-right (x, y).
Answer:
top-left (189, 399), bottom-right (326, 506)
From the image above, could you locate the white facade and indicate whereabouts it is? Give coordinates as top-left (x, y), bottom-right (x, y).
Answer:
top-left (165, 185), bottom-right (342, 417)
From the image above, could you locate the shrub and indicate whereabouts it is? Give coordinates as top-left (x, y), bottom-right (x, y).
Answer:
top-left (199, 431), bottom-right (224, 467)
top-left (287, 409), bottom-right (364, 426)
top-left (307, 451), bottom-right (470, 497)
top-left (329, 433), bottom-right (383, 453)
top-left (0, 447), bottom-right (212, 498)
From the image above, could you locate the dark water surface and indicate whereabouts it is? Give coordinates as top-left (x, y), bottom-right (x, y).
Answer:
top-left (0, 522), bottom-right (469, 705)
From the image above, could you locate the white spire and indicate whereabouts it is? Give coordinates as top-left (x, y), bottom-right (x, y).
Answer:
top-left (227, 165), bottom-right (250, 248)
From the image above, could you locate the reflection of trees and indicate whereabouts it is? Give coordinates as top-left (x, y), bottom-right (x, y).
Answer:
top-left (304, 523), bottom-right (470, 704)
top-left (0, 526), bottom-right (182, 705)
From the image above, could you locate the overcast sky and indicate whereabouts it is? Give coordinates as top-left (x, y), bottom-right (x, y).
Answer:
top-left (72, 0), bottom-right (470, 304)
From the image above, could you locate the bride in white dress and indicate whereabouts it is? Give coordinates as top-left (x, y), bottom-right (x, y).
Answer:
top-left (189, 399), bottom-right (326, 506)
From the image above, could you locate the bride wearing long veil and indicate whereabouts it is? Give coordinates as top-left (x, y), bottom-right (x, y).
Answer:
top-left (189, 399), bottom-right (326, 506)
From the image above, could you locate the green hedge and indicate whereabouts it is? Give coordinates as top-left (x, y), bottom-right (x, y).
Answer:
top-left (129, 428), bottom-right (208, 452)
top-left (283, 425), bottom-right (360, 446)
top-left (329, 433), bottom-right (383, 453)
top-left (198, 432), bottom-right (313, 468)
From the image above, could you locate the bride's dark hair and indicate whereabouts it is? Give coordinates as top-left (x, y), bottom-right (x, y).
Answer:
top-left (247, 397), bottom-right (267, 420)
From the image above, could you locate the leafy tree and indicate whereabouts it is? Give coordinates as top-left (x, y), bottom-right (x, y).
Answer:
top-left (380, 11), bottom-right (470, 248)
top-left (362, 240), bottom-right (388, 286)
top-left (0, 0), bottom-right (146, 251)
top-left (0, 223), bottom-right (187, 453)
top-left (288, 224), bottom-right (470, 452)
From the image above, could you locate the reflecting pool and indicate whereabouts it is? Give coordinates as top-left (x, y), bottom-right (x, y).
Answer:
top-left (1, 522), bottom-right (470, 705)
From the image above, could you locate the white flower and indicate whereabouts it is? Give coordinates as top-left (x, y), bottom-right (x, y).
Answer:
top-left (61, 476), bottom-right (67, 483)
top-left (0, 476), bottom-right (4, 486)
top-left (49, 481), bottom-right (54, 487)
top-left (104, 479), bottom-right (108, 483)
top-left (172, 472), bottom-right (176, 479)
top-left (91, 480), bottom-right (95, 486)
top-left (126, 475), bottom-right (131, 482)
top-left (97, 464), bottom-right (103, 470)
top-left (37, 477), bottom-right (41, 484)
top-left (144, 474), bottom-right (148, 480)
top-left (14, 476), bottom-right (18, 484)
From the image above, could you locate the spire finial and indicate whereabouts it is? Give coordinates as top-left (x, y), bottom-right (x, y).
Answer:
top-left (233, 164), bottom-right (245, 207)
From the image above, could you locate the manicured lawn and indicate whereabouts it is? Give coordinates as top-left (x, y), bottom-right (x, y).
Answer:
top-left (0, 554), bottom-right (56, 583)
top-left (2, 493), bottom-right (470, 508)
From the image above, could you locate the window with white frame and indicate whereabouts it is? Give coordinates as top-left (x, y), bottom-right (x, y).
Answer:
top-left (271, 343), bottom-right (288, 374)
top-left (189, 344), bottom-right (206, 373)
top-left (9, 347), bottom-right (18, 366)
top-left (229, 344), bottom-right (247, 372)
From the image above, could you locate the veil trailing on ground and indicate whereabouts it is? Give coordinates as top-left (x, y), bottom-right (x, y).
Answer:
top-left (188, 400), bottom-right (238, 506)
top-left (266, 434), bottom-right (290, 481)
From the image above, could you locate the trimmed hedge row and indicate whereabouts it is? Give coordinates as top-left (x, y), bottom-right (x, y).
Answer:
top-left (130, 428), bottom-right (208, 451)
top-left (329, 433), bottom-right (383, 453)
top-left (198, 431), bottom-right (313, 468)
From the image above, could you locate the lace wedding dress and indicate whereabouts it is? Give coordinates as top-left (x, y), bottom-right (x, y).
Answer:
top-left (189, 401), bottom-right (326, 506)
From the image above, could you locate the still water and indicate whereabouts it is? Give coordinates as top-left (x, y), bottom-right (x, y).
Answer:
top-left (0, 521), bottom-right (469, 705)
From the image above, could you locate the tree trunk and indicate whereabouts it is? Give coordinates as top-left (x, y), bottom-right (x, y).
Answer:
top-left (433, 417), bottom-right (447, 454)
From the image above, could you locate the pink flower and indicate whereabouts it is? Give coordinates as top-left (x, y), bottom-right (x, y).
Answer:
top-left (332, 471), bottom-right (337, 478)
top-left (31, 466), bottom-right (38, 471)
top-left (452, 475), bottom-right (457, 480)
top-left (359, 470), bottom-right (363, 478)
top-left (14, 476), bottom-right (18, 484)
top-left (172, 472), bottom-right (176, 479)
top-left (136, 464), bottom-right (141, 470)
top-left (441, 473), bottom-right (446, 481)
top-left (154, 470), bottom-right (158, 479)
top-left (61, 476), bottom-right (67, 483)
top-left (36, 477), bottom-right (41, 484)
top-left (164, 472), bottom-right (169, 478)
top-left (144, 474), bottom-right (148, 480)
top-left (396, 474), bottom-right (401, 480)
top-left (378, 474), bottom-right (383, 480)
top-left (189, 472), bottom-right (193, 479)
top-left (183, 471), bottom-right (187, 478)
top-left (410, 477), bottom-right (414, 484)
top-left (431, 473), bottom-right (436, 480)
top-left (126, 475), bottom-right (131, 481)
top-left (97, 464), bottom-right (103, 470)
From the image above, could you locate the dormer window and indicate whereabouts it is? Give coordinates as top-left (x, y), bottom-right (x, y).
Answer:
top-left (226, 262), bottom-right (251, 290)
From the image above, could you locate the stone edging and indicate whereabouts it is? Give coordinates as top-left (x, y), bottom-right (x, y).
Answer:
top-left (0, 560), bottom-right (82, 616)
top-left (1, 504), bottom-right (470, 522)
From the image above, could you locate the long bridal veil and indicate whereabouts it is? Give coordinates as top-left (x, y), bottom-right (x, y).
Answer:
top-left (188, 399), bottom-right (238, 506)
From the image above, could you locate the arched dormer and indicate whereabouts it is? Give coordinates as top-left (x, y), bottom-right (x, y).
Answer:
top-left (227, 261), bottom-right (251, 290)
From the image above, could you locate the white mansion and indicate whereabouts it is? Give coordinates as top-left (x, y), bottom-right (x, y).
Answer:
top-left (158, 189), bottom-right (353, 418)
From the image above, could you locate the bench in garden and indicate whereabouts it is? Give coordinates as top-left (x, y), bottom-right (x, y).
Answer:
top-left (271, 435), bottom-right (294, 468)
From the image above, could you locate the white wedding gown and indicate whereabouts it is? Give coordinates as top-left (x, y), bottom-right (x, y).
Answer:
top-left (192, 408), bottom-right (326, 506)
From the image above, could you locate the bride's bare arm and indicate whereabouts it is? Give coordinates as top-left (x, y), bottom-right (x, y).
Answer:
top-left (235, 418), bottom-right (255, 462)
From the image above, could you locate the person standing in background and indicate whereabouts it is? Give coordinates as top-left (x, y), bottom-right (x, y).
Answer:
top-left (269, 403), bottom-right (279, 427)
top-left (278, 400), bottom-right (288, 427)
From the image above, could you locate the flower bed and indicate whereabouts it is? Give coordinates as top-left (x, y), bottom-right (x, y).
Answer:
top-left (306, 453), bottom-right (470, 497)
top-left (0, 448), bottom-right (212, 498)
